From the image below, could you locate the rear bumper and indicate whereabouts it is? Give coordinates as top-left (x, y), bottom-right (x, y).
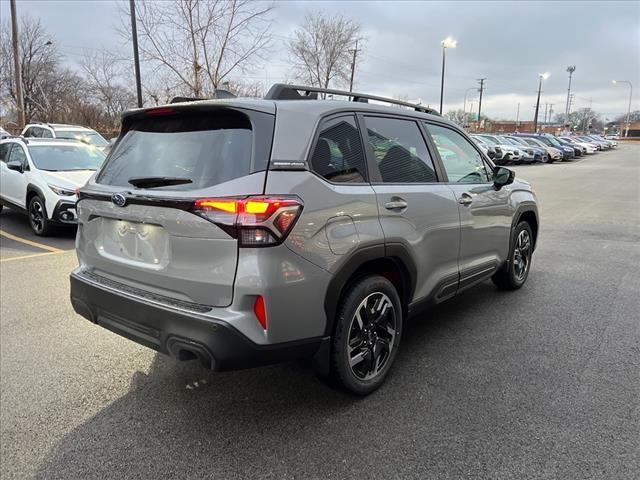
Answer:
top-left (70, 269), bottom-right (327, 371)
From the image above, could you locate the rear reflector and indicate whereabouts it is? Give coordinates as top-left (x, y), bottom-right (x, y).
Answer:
top-left (191, 196), bottom-right (303, 247)
top-left (254, 296), bottom-right (267, 330)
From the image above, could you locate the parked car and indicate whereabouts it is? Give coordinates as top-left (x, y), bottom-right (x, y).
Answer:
top-left (0, 138), bottom-right (106, 235)
top-left (470, 136), bottom-right (498, 160)
top-left (0, 127), bottom-right (11, 140)
top-left (69, 84), bottom-right (540, 395)
top-left (496, 136), bottom-right (538, 163)
top-left (471, 135), bottom-right (505, 164)
top-left (21, 123), bottom-right (109, 150)
top-left (558, 136), bottom-right (597, 154)
top-left (515, 134), bottom-right (575, 160)
top-left (517, 137), bottom-right (562, 162)
top-left (554, 136), bottom-right (584, 156)
top-left (604, 134), bottom-right (619, 140)
top-left (573, 135), bottom-right (609, 150)
top-left (589, 134), bottom-right (617, 148)
top-left (475, 134), bottom-right (523, 164)
top-left (507, 136), bottom-right (550, 163)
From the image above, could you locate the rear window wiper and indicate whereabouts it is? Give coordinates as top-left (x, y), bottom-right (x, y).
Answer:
top-left (128, 176), bottom-right (193, 189)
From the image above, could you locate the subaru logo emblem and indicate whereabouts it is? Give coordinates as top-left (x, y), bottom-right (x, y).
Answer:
top-left (111, 193), bottom-right (127, 207)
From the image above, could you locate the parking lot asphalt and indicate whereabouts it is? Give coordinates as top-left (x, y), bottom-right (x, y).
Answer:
top-left (1, 145), bottom-right (638, 479)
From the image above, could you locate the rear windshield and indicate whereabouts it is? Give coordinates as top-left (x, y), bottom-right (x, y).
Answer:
top-left (28, 144), bottom-right (106, 171)
top-left (97, 110), bottom-right (255, 190)
top-left (56, 130), bottom-right (108, 147)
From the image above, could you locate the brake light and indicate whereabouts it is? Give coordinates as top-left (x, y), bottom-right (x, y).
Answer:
top-left (254, 296), bottom-right (267, 330)
top-left (146, 107), bottom-right (174, 116)
top-left (192, 196), bottom-right (303, 247)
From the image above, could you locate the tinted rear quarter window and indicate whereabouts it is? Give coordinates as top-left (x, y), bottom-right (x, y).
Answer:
top-left (97, 109), bottom-right (261, 190)
top-left (310, 115), bottom-right (367, 183)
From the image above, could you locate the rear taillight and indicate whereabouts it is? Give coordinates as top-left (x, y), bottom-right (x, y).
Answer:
top-left (192, 196), bottom-right (303, 247)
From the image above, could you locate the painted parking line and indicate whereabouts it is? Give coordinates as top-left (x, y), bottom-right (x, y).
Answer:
top-left (0, 229), bottom-right (64, 253)
top-left (0, 251), bottom-right (68, 263)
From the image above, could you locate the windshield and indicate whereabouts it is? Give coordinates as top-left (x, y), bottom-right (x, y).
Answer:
top-left (28, 144), bottom-right (106, 171)
top-left (525, 138), bottom-right (545, 147)
top-left (481, 135), bottom-right (501, 144)
top-left (544, 136), bottom-right (562, 147)
top-left (511, 137), bottom-right (530, 146)
top-left (499, 137), bottom-right (519, 146)
top-left (55, 130), bottom-right (108, 147)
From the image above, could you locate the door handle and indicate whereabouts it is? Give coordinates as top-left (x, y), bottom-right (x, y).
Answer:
top-left (384, 199), bottom-right (408, 210)
top-left (458, 193), bottom-right (473, 206)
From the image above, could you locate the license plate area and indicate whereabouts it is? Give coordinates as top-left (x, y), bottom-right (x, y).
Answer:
top-left (95, 218), bottom-right (170, 269)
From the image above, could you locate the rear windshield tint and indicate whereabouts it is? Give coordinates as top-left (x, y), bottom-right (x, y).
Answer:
top-left (97, 110), bottom-right (257, 190)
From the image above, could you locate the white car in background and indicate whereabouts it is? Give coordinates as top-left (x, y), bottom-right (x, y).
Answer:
top-left (558, 136), bottom-right (598, 154)
top-left (0, 138), bottom-right (106, 235)
top-left (21, 123), bottom-right (109, 150)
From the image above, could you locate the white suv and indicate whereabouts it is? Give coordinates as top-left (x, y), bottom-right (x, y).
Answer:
top-left (0, 138), bottom-right (105, 235)
top-left (21, 123), bottom-right (109, 150)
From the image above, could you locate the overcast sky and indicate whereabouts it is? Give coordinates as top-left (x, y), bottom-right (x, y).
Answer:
top-left (2, 0), bottom-right (639, 120)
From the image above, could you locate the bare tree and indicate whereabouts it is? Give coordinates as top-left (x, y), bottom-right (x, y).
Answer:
top-left (0, 16), bottom-right (62, 122)
top-left (444, 109), bottom-right (467, 125)
top-left (81, 50), bottom-right (136, 128)
top-left (120, 0), bottom-right (273, 98)
top-left (288, 12), bottom-right (363, 89)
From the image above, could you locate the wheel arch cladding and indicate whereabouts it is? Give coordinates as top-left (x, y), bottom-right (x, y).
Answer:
top-left (323, 244), bottom-right (416, 336)
top-left (517, 209), bottom-right (538, 249)
top-left (26, 183), bottom-right (45, 205)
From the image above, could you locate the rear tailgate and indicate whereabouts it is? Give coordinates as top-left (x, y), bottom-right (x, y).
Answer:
top-left (76, 104), bottom-right (274, 307)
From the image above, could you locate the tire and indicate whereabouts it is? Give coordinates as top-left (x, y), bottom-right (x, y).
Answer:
top-left (329, 275), bottom-right (403, 395)
top-left (492, 221), bottom-right (534, 290)
top-left (28, 195), bottom-right (54, 236)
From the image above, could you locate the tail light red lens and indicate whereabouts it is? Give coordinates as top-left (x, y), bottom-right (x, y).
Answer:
top-left (192, 196), bottom-right (303, 247)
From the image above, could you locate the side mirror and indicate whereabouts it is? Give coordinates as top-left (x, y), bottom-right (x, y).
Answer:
top-left (493, 166), bottom-right (514, 189)
top-left (6, 160), bottom-right (23, 173)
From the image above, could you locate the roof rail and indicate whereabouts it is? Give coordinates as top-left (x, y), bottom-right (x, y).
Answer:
top-left (264, 83), bottom-right (439, 115)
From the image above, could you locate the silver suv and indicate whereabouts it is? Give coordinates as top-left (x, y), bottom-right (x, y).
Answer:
top-left (70, 84), bottom-right (539, 395)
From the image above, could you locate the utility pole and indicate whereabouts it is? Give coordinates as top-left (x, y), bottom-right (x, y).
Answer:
top-left (516, 102), bottom-right (520, 130)
top-left (543, 103), bottom-right (549, 126)
top-left (129, 0), bottom-right (143, 107)
top-left (548, 103), bottom-right (554, 127)
top-left (10, 0), bottom-right (25, 129)
top-left (565, 66), bottom-right (576, 124)
top-left (476, 78), bottom-right (486, 132)
top-left (349, 39), bottom-right (359, 93)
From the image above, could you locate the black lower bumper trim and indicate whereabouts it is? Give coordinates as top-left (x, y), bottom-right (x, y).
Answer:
top-left (70, 271), bottom-right (326, 371)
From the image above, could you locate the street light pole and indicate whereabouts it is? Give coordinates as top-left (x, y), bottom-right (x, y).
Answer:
top-left (463, 87), bottom-right (476, 114)
top-left (533, 72), bottom-right (549, 133)
top-left (612, 80), bottom-right (633, 137)
top-left (129, 0), bottom-right (143, 108)
top-left (439, 37), bottom-right (456, 114)
top-left (565, 66), bottom-right (576, 127)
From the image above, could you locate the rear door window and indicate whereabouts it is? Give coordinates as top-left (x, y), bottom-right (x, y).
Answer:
top-left (363, 116), bottom-right (437, 183)
top-left (97, 109), bottom-right (260, 190)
